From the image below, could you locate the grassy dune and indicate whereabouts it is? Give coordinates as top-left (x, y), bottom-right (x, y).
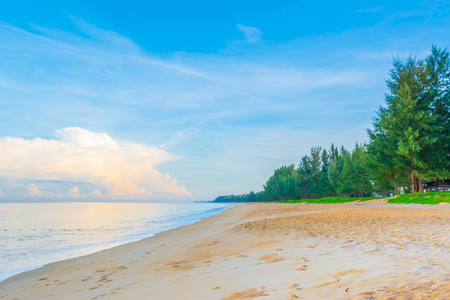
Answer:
top-left (276, 192), bottom-right (450, 204)
top-left (276, 196), bottom-right (377, 204)
top-left (387, 192), bottom-right (450, 205)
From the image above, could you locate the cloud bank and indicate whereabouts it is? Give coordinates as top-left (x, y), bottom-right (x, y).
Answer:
top-left (0, 127), bottom-right (191, 200)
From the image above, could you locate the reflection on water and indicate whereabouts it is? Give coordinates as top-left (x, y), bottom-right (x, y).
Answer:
top-left (0, 202), bottom-right (230, 282)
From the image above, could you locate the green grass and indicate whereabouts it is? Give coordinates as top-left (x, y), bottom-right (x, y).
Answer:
top-left (274, 193), bottom-right (450, 204)
top-left (276, 196), bottom-right (378, 204)
top-left (387, 192), bottom-right (450, 205)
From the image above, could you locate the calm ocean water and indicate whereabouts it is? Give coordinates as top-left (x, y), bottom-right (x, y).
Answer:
top-left (0, 202), bottom-right (232, 282)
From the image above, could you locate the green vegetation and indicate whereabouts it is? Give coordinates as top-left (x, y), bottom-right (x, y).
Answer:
top-left (367, 46), bottom-right (450, 194)
top-left (387, 192), bottom-right (450, 205)
top-left (263, 143), bottom-right (373, 200)
top-left (277, 196), bottom-right (378, 204)
top-left (214, 191), bottom-right (259, 203)
top-left (214, 46), bottom-right (450, 204)
top-left (214, 144), bottom-right (375, 202)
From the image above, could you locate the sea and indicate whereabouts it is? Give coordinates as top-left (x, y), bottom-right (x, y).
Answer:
top-left (0, 201), bottom-right (232, 282)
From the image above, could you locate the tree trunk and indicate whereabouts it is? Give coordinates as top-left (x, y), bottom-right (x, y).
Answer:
top-left (394, 178), bottom-right (399, 195)
top-left (411, 172), bottom-right (415, 193)
top-left (418, 177), bottom-right (423, 193)
top-left (435, 177), bottom-right (439, 192)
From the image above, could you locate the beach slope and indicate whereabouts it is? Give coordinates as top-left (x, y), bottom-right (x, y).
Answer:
top-left (1, 202), bottom-right (449, 299)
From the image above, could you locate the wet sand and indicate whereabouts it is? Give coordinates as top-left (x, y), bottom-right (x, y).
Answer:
top-left (1, 202), bottom-right (449, 299)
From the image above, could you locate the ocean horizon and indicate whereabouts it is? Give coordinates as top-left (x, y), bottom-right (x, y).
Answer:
top-left (0, 201), bottom-right (232, 282)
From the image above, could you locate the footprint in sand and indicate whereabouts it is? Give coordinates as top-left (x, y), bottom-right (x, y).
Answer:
top-left (288, 285), bottom-right (302, 300)
top-left (334, 269), bottom-right (366, 279)
top-left (223, 287), bottom-right (268, 300)
top-left (94, 269), bottom-right (107, 273)
top-left (313, 269), bottom-right (366, 289)
top-left (295, 265), bottom-right (308, 271)
top-left (166, 259), bottom-right (197, 271)
top-left (194, 240), bottom-right (219, 248)
top-left (257, 253), bottom-right (284, 263)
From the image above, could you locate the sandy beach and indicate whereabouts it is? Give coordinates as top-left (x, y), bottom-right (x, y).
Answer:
top-left (1, 202), bottom-right (449, 300)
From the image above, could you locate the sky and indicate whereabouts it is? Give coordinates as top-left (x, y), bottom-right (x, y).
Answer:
top-left (0, 0), bottom-right (449, 201)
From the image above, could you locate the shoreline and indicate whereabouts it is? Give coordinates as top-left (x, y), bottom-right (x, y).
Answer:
top-left (4, 206), bottom-right (231, 282)
top-left (1, 202), bottom-right (449, 299)
top-left (0, 202), bottom-right (233, 283)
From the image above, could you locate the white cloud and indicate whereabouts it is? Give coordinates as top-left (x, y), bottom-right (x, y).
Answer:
top-left (24, 184), bottom-right (107, 199)
top-left (27, 184), bottom-right (46, 197)
top-left (67, 186), bottom-right (80, 198)
top-left (0, 128), bottom-right (191, 200)
top-left (93, 189), bottom-right (104, 198)
top-left (236, 24), bottom-right (263, 43)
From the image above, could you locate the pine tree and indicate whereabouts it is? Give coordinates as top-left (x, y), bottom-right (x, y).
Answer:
top-left (366, 122), bottom-right (404, 195)
top-left (424, 46), bottom-right (450, 183)
top-left (351, 144), bottom-right (373, 196)
top-left (380, 57), bottom-right (437, 192)
top-left (367, 47), bottom-right (450, 193)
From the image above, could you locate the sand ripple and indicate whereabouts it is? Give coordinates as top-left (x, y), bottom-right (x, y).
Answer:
top-left (235, 205), bottom-right (450, 247)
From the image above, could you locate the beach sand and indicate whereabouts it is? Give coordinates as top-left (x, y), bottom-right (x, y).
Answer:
top-left (1, 202), bottom-right (449, 299)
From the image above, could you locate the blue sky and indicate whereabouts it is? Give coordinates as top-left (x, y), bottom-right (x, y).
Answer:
top-left (0, 0), bottom-right (449, 201)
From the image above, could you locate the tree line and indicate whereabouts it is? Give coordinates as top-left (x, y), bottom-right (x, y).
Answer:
top-left (214, 46), bottom-right (450, 202)
top-left (215, 143), bottom-right (373, 202)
